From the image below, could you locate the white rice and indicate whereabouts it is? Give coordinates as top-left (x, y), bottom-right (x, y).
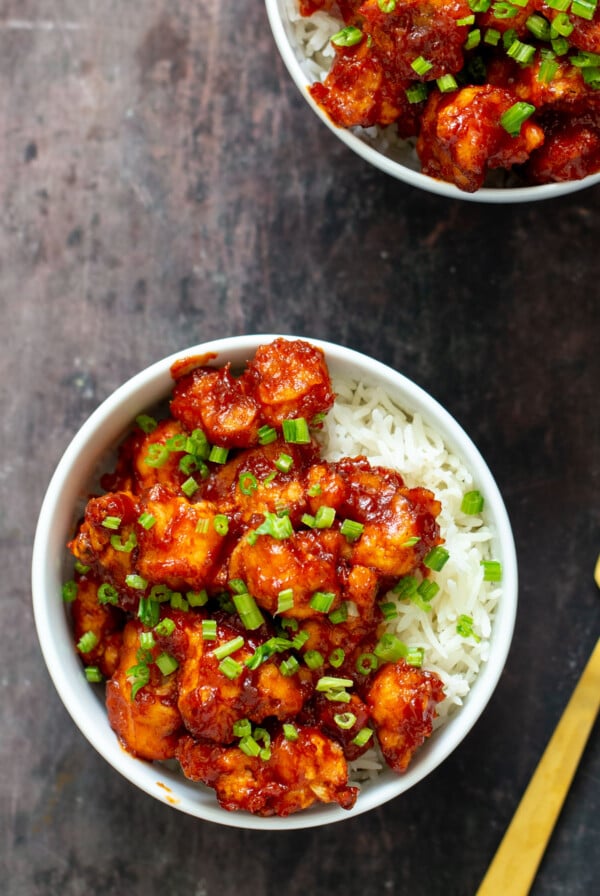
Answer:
top-left (318, 376), bottom-right (500, 779)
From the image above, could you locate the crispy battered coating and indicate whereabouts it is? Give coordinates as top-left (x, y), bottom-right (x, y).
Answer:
top-left (106, 620), bottom-right (184, 760)
top-left (68, 340), bottom-right (447, 816)
top-left (366, 659), bottom-right (445, 772)
top-left (176, 727), bottom-right (358, 816)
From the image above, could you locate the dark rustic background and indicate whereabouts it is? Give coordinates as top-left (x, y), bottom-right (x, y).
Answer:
top-left (1, 2), bottom-right (599, 894)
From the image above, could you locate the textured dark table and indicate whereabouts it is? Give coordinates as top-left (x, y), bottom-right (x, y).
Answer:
top-left (2, 3), bottom-right (599, 895)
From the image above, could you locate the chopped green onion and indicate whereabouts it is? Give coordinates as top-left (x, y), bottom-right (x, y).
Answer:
top-left (550, 12), bottom-right (574, 36)
top-left (276, 588), bottom-right (295, 614)
top-left (569, 51), bottom-right (600, 67)
top-left (379, 601), bottom-right (398, 621)
top-left (165, 433), bottom-right (187, 452)
top-left (402, 536), bottom-right (421, 547)
top-left (316, 676), bottom-right (353, 692)
top-left (484, 27), bottom-right (501, 45)
top-left (331, 25), bottom-right (363, 47)
top-left (257, 424), bottom-right (277, 445)
top-left (62, 580), bottom-right (77, 603)
top-left (424, 545), bottom-right (450, 571)
top-left (138, 597), bottom-right (160, 628)
top-left (110, 531), bottom-right (137, 553)
top-left (329, 648), bottom-right (346, 668)
top-left (304, 650), bottom-right (324, 670)
top-left (340, 518), bottom-right (364, 542)
top-left (405, 83), bottom-right (429, 104)
top-left (202, 619), bottom-right (217, 640)
top-left (374, 633), bottom-right (407, 663)
top-left (233, 718), bottom-right (252, 737)
top-left (139, 631), bottom-right (155, 651)
top-left (457, 614), bottom-right (481, 642)
top-left (125, 574), bottom-right (148, 591)
top-left (291, 630), bottom-right (310, 650)
top-left (464, 29), bottom-right (481, 50)
top-left (154, 617), bottom-right (175, 636)
top-left (218, 656), bottom-right (244, 679)
top-left (274, 453), bottom-right (294, 473)
top-left (328, 602), bottom-right (348, 625)
top-left (461, 490), bottom-right (485, 514)
top-left (492, 1), bottom-right (519, 17)
top-left (136, 414), bottom-right (157, 433)
top-left (411, 56), bottom-right (433, 76)
top-left (551, 36), bottom-right (570, 55)
top-left (406, 647), bottom-right (425, 667)
top-left (238, 734), bottom-right (261, 757)
top-left (314, 505), bottom-right (336, 528)
top-left (507, 38), bottom-right (537, 65)
top-left (356, 652), bottom-right (378, 675)
top-left (546, 0), bottom-right (570, 8)
top-left (436, 74), bottom-right (458, 92)
top-left (77, 631), bottom-right (98, 654)
top-left (181, 476), bottom-right (199, 497)
top-left (208, 445), bottom-right (229, 464)
top-left (457, 14), bottom-right (476, 24)
top-left (282, 417), bottom-right (310, 444)
top-left (239, 471), bottom-right (258, 495)
top-left (307, 483), bottom-right (322, 497)
top-left (253, 511), bottom-right (293, 540)
top-left (481, 560), bottom-right (503, 581)
top-left (137, 512), bottom-right (156, 530)
top-left (393, 575), bottom-right (419, 598)
top-left (352, 728), bottom-right (374, 747)
top-left (74, 561), bottom-right (91, 574)
top-left (213, 514), bottom-right (229, 536)
top-left (150, 584), bottom-right (171, 602)
top-left (85, 666), bottom-right (103, 683)
top-left (102, 515), bottom-right (121, 530)
top-left (301, 513), bottom-right (316, 528)
top-left (526, 14), bottom-right (551, 40)
top-left (187, 589), bottom-right (208, 607)
top-left (571, 0), bottom-right (597, 19)
top-left (169, 592), bottom-right (189, 612)
top-left (97, 583), bottom-right (119, 605)
top-left (283, 723), bottom-right (299, 741)
top-left (280, 656), bottom-right (300, 677)
top-left (377, 0), bottom-right (396, 11)
top-left (186, 429), bottom-right (210, 460)
top-left (469, 0), bottom-right (491, 9)
top-left (325, 687), bottom-right (351, 703)
top-left (280, 617), bottom-right (299, 632)
top-left (156, 652), bottom-right (179, 675)
top-left (309, 591), bottom-right (335, 613)
top-left (127, 662), bottom-right (150, 699)
top-left (417, 579), bottom-right (440, 602)
top-left (233, 592), bottom-right (265, 630)
top-left (213, 635), bottom-right (245, 660)
top-left (334, 712), bottom-right (357, 730)
top-left (500, 101), bottom-right (535, 136)
top-left (144, 443), bottom-right (169, 468)
top-left (196, 517), bottom-right (210, 534)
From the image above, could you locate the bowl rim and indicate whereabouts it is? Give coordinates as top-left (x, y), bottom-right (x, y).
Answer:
top-left (264, 0), bottom-right (600, 203)
top-left (32, 333), bottom-right (518, 829)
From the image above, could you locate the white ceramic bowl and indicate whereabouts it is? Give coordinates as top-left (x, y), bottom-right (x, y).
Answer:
top-left (32, 334), bottom-right (518, 829)
top-left (265, 0), bottom-right (600, 203)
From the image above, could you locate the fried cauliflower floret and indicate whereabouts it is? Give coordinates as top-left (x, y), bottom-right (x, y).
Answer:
top-left (105, 620), bottom-right (183, 760)
top-left (71, 574), bottom-right (123, 678)
top-left (366, 659), bottom-right (445, 772)
top-left (526, 117), bottom-right (600, 183)
top-left (417, 85), bottom-right (545, 192)
top-left (176, 726), bottom-right (358, 815)
top-left (176, 616), bottom-right (311, 743)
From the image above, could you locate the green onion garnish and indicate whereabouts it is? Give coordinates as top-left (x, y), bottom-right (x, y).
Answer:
top-left (330, 25), bottom-right (363, 47)
top-left (196, 517), bottom-right (210, 535)
top-left (309, 591), bottom-right (335, 613)
top-left (315, 676), bottom-right (353, 692)
top-left (137, 512), bottom-right (156, 530)
top-left (379, 601), bottom-right (398, 621)
top-left (74, 561), bottom-right (90, 574)
top-left (213, 514), bottom-right (229, 536)
top-left (406, 647), bottom-right (425, 667)
top-left (62, 580), bottom-right (77, 603)
top-left (208, 445), bottom-right (229, 464)
top-left (377, 0), bottom-right (396, 11)
top-left (276, 588), bottom-right (295, 614)
top-left (139, 631), bottom-right (155, 651)
top-left (417, 579), bottom-right (440, 602)
top-left (456, 14), bottom-right (475, 24)
top-left (334, 712), bottom-right (357, 730)
top-left (282, 417), bottom-right (310, 444)
top-left (232, 592), bottom-right (265, 630)
top-left (464, 28), bottom-right (481, 50)
top-left (257, 424), bottom-right (277, 445)
top-left (436, 74), bottom-right (458, 93)
top-left (181, 476), bottom-right (199, 497)
top-left (314, 505), bottom-right (336, 528)
top-left (233, 718), bottom-right (252, 738)
top-left (329, 648), bottom-right (345, 668)
top-left (110, 532), bottom-right (137, 553)
top-left (307, 483), bottom-right (322, 497)
top-left (374, 633), bottom-right (408, 663)
top-left (169, 592), bottom-right (189, 612)
top-left (393, 575), bottom-right (419, 598)
top-left (213, 635), bottom-right (245, 660)
top-left (304, 650), bottom-right (324, 670)
top-left (402, 536), bottom-right (421, 547)
top-left (571, 0), bottom-right (597, 19)
top-left (279, 656), bottom-right (300, 677)
top-left (411, 55), bottom-right (433, 76)
top-left (154, 617), bottom-right (175, 636)
top-left (283, 723), bottom-right (299, 741)
top-left (500, 101), bottom-right (536, 137)
top-left (481, 560), bottom-right (503, 581)
top-left (291, 630), bottom-right (309, 650)
top-left (328, 602), bottom-right (348, 625)
top-left (85, 666), bottom-right (103, 683)
top-left (507, 38), bottom-right (536, 65)
top-left (461, 490), bottom-right (485, 514)
top-left (156, 652), bottom-right (179, 675)
top-left (239, 471), bottom-right (258, 495)
top-left (457, 614), bottom-right (481, 641)
top-left (252, 511), bottom-right (293, 540)
top-left (405, 83), bottom-right (429, 104)
top-left (492, 0), bottom-right (519, 16)
top-left (340, 518), bottom-right (364, 542)
top-left (138, 597), bottom-right (160, 628)
top-left (125, 574), bottom-right (148, 591)
top-left (144, 443), bottom-right (169, 468)
top-left (526, 14), bottom-right (551, 40)
top-left (218, 656), bottom-right (243, 680)
top-left (202, 619), bottom-right (217, 640)
top-left (238, 734), bottom-right (261, 757)
top-left (187, 589), bottom-right (208, 607)
top-left (102, 516), bottom-right (121, 530)
top-left (352, 728), bottom-right (374, 747)
top-left (274, 453), bottom-right (293, 473)
top-left (136, 414), bottom-right (157, 433)
top-left (97, 583), bottom-right (118, 605)
top-left (355, 652), bottom-right (378, 675)
top-left (484, 27), bottom-right (501, 45)
top-left (424, 546), bottom-right (450, 571)
top-left (77, 631), bottom-right (98, 654)
top-left (127, 662), bottom-right (150, 699)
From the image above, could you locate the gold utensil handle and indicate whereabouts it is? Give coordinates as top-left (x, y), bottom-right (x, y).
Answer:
top-left (476, 637), bottom-right (600, 896)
